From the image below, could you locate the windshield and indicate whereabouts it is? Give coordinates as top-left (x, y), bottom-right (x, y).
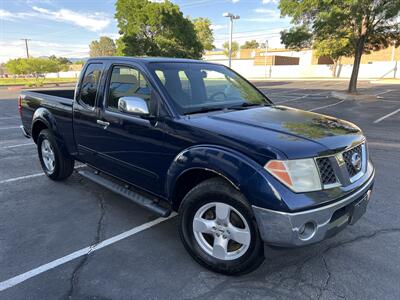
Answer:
top-left (149, 62), bottom-right (271, 115)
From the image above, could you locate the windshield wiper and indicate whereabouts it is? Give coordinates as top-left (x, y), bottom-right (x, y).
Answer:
top-left (227, 102), bottom-right (266, 110)
top-left (184, 107), bottom-right (226, 115)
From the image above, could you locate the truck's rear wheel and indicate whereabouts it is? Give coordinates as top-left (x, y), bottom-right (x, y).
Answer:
top-left (178, 178), bottom-right (264, 275)
top-left (37, 129), bottom-right (74, 180)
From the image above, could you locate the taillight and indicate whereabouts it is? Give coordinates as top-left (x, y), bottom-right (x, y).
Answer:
top-left (18, 96), bottom-right (22, 114)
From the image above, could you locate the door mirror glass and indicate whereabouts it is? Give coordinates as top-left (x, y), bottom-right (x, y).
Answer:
top-left (118, 96), bottom-right (149, 115)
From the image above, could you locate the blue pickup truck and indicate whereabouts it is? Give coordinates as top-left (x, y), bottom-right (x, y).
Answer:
top-left (19, 57), bottom-right (374, 275)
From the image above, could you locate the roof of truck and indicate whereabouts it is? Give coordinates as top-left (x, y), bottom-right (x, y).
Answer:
top-left (87, 56), bottom-right (215, 64)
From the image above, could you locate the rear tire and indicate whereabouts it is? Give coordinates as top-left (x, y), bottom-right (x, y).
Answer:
top-left (178, 178), bottom-right (264, 275)
top-left (37, 129), bottom-right (74, 180)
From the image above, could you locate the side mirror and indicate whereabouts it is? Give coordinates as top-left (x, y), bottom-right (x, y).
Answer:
top-left (118, 96), bottom-right (149, 116)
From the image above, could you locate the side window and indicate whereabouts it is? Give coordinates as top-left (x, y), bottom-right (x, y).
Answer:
top-left (178, 71), bottom-right (191, 97)
top-left (79, 63), bottom-right (102, 108)
top-left (107, 66), bottom-right (151, 111)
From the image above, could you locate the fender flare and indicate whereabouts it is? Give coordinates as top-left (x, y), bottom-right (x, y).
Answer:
top-left (166, 144), bottom-right (262, 201)
top-left (32, 108), bottom-right (71, 158)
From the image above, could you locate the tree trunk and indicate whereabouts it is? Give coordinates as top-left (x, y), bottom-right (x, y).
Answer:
top-left (348, 35), bottom-right (366, 93)
top-left (332, 60), bottom-right (338, 77)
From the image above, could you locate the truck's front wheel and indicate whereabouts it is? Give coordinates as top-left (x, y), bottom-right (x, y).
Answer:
top-left (37, 129), bottom-right (74, 180)
top-left (178, 178), bottom-right (264, 275)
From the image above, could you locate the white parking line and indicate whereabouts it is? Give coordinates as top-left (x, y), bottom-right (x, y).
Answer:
top-left (308, 100), bottom-right (345, 112)
top-left (374, 89), bottom-right (393, 96)
top-left (0, 126), bottom-right (19, 130)
top-left (275, 94), bottom-right (308, 104)
top-left (368, 141), bottom-right (400, 150)
top-left (2, 142), bottom-right (34, 149)
top-left (0, 213), bottom-right (177, 291)
top-left (373, 108), bottom-right (400, 124)
top-left (0, 173), bottom-right (44, 184)
top-left (0, 116), bottom-right (18, 120)
top-left (267, 88), bottom-right (303, 95)
top-left (0, 165), bottom-right (86, 185)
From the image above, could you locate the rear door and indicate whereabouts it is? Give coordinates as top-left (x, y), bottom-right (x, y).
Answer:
top-left (82, 63), bottom-right (166, 194)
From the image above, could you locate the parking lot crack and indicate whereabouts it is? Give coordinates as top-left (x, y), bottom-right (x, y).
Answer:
top-left (65, 191), bottom-right (106, 299)
top-left (321, 227), bottom-right (400, 256)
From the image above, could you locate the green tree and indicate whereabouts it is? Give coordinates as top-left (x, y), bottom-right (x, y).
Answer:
top-left (280, 26), bottom-right (312, 50)
top-left (193, 17), bottom-right (214, 51)
top-left (281, 26), bottom-right (352, 77)
top-left (223, 41), bottom-right (239, 57)
top-left (5, 58), bottom-right (27, 75)
top-left (279, 0), bottom-right (400, 93)
top-left (5, 57), bottom-right (58, 77)
top-left (314, 38), bottom-right (353, 77)
top-left (49, 55), bottom-right (71, 72)
top-left (89, 36), bottom-right (116, 57)
top-left (115, 0), bottom-right (203, 59)
top-left (240, 40), bottom-right (260, 49)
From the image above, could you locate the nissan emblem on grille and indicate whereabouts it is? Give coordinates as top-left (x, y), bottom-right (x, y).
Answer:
top-left (351, 152), bottom-right (362, 171)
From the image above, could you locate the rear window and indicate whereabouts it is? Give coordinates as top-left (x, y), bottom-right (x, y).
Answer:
top-left (79, 63), bottom-right (103, 108)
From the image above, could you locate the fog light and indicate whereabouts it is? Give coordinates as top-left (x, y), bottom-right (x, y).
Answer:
top-left (298, 222), bottom-right (316, 240)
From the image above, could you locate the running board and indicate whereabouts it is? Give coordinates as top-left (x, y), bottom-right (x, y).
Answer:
top-left (78, 170), bottom-right (171, 217)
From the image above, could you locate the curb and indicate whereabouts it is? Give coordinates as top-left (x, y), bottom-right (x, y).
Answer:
top-left (330, 91), bottom-right (378, 101)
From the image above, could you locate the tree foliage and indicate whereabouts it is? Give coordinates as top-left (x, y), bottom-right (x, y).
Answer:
top-left (49, 55), bottom-right (71, 72)
top-left (5, 57), bottom-right (59, 76)
top-left (240, 40), bottom-right (260, 49)
top-left (279, 0), bottom-right (400, 93)
top-left (115, 0), bottom-right (203, 59)
top-left (223, 41), bottom-right (239, 57)
top-left (89, 36), bottom-right (116, 57)
top-left (193, 17), bottom-right (214, 51)
top-left (280, 26), bottom-right (312, 50)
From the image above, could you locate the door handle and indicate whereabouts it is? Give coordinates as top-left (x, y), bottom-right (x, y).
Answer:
top-left (97, 119), bottom-right (110, 129)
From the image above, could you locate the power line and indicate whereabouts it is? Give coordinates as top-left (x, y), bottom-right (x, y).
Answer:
top-left (20, 39), bottom-right (31, 58)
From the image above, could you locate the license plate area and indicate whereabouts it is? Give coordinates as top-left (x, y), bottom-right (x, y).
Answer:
top-left (348, 193), bottom-right (369, 225)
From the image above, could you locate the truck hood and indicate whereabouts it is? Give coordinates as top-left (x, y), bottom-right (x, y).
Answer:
top-left (185, 105), bottom-right (364, 160)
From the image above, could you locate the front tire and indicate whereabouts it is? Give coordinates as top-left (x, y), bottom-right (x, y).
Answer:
top-left (178, 178), bottom-right (264, 275)
top-left (37, 129), bottom-right (74, 180)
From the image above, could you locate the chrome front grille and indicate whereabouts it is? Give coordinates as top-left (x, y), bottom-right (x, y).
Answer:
top-left (316, 142), bottom-right (366, 189)
top-left (342, 144), bottom-right (363, 178)
top-left (316, 157), bottom-right (337, 185)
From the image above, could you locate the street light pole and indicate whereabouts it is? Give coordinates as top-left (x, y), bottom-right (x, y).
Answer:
top-left (223, 12), bottom-right (240, 68)
top-left (228, 17), bottom-right (233, 68)
top-left (264, 40), bottom-right (269, 78)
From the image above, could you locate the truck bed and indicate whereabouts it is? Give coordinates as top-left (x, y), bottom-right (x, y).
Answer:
top-left (30, 89), bottom-right (75, 99)
top-left (20, 88), bottom-right (75, 143)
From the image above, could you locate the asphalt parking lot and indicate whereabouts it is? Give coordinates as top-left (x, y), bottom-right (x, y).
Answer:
top-left (0, 80), bottom-right (399, 300)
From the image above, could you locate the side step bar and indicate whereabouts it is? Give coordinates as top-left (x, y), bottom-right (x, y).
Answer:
top-left (78, 170), bottom-right (171, 217)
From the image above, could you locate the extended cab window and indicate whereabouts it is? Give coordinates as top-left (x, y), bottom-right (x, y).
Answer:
top-left (107, 66), bottom-right (151, 111)
top-left (79, 63), bottom-right (102, 108)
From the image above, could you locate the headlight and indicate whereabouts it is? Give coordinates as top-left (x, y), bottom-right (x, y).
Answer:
top-left (264, 159), bottom-right (322, 193)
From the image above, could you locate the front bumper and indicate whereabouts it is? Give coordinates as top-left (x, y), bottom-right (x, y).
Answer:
top-left (252, 171), bottom-right (375, 247)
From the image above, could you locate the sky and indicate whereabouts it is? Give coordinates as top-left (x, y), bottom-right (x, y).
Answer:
top-left (0, 0), bottom-right (291, 63)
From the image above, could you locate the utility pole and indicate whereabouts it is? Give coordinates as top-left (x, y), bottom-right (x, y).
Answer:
top-left (21, 38), bottom-right (31, 58)
top-left (223, 12), bottom-right (240, 68)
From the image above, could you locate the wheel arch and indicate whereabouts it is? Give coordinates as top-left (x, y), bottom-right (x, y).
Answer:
top-left (31, 108), bottom-right (71, 158)
top-left (166, 145), bottom-right (262, 211)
